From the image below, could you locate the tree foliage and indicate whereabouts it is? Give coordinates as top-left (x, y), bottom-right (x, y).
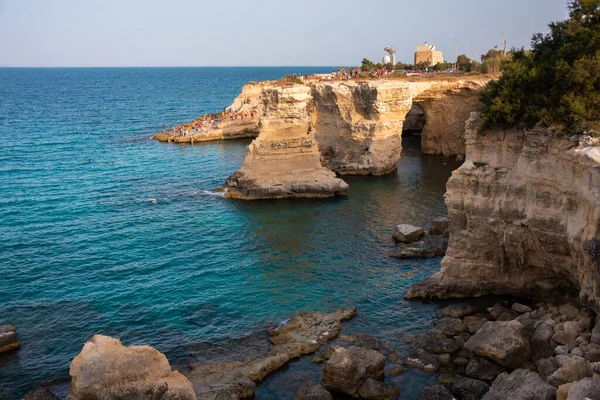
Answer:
top-left (481, 0), bottom-right (600, 133)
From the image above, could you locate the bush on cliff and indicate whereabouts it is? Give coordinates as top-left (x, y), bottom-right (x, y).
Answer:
top-left (481, 0), bottom-right (600, 134)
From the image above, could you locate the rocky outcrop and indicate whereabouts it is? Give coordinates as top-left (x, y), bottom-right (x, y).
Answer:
top-left (68, 335), bottom-right (196, 400)
top-left (0, 324), bottom-right (19, 354)
top-left (154, 81), bottom-right (270, 143)
top-left (223, 84), bottom-right (349, 199)
top-left (406, 113), bottom-right (600, 311)
top-left (312, 79), bottom-right (488, 175)
top-left (321, 347), bottom-right (386, 395)
top-left (221, 78), bottom-right (488, 199)
top-left (185, 308), bottom-right (357, 399)
top-left (390, 217), bottom-right (450, 258)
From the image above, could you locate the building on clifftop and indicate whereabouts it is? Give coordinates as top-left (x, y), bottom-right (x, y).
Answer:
top-left (414, 42), bottom-right (444, 66)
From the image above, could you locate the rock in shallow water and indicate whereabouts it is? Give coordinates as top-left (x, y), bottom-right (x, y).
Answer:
top-left (321, 347), bottom-right (386, 395)
top-left (356, 378), bottom-right (400, 400)
top-left (392, 224), bottom-right (425, 243)
top-left (391, 234), bottom-right (448, 258)
top-left (187, 308), bottom-right (357, 399)
top-left (295, 381), bottom-right (332, 400)
top-left (0, 324), bottom-right (20, 354)
top-left (68, 335), bottom-right (196, 400)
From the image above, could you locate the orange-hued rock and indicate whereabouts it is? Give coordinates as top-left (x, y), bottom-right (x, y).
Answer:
top-left (406, 112), bottom-right (600, 312)
top-left (68, 335), bottom-right (195, 400)
top-left (223, 84), bottom-right (349, 199)
top-left (222, 78), bottom-right (488, 199)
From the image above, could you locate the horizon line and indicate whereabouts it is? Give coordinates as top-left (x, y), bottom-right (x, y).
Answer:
top-left (0, 65), bottom-right (345, 69)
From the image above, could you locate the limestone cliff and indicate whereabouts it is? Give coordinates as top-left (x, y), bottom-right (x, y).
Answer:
top-left (223, 84), bottom-right (349, 200)
top-left (222, 78), bottom-right (488, 198)
top-left (407, 113), bottom-right (600, 311)
top-left (312, 79), bottom-right (488, 175)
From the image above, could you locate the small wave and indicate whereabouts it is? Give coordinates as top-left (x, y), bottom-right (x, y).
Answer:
top-left (199, 190), bottom-right (225, 198)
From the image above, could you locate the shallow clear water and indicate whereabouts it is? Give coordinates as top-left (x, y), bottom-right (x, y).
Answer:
top-left (0, 67), bottom-right (458, 399)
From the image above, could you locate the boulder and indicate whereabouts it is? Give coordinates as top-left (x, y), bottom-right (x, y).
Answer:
top-left (321, 347), bottom-right (385, 395)
top-left (435, 317), bottom-right (467, 337)
top-left (547, 356), bottom-right (591, 387)
top-left (536, 357), bottom-right (559, 380)
top-left (152, 371), bottom-right (196, 400)
top-left (357, 378), bottom-right (400, 400)
top-left (466, 356), bottom-right (505, 381)
top-left (420, 384), bottom-right (455, 400)
top-left (385, 363), bottom-right (405, 376)
top-left (481, 369), bottom-right (556, 400)
top-left (404, 345), bottom-right (441, 373)
top-left (465, 321), bottom-right (532, 368)
top-left (512, 303), bottom-right (534, 314)
top-left (430, 216), bottom-right (450, 236)
top-left (464, 316), bottom-right (487, 334)
top-left (355, 333), bottom-right (382, 351)
top-left (532, 323), bottom-right (557, 361)
top-left (0, 324), bottom-right (20, 354)
top-left (417, 333), bottom-right (460, 354)
top-left (558, 304), bottom-right (580, 319)
top-left (391, 234), bottom-right (448, 258)
top-left (68, 335), bottom-right (196, 400)
top-left (440, 303), bottom-right (478, 318)
top-left (295, 381), bottom-right (332, 400)
top-left (453, 377), bottom-right (489, 400)
top-left (566, 377), bottom-right (600, 400)
top-left (392, 224), bottom-right (424, 243)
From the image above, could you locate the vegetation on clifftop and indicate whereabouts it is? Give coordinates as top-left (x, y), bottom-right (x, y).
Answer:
top-left (481, 0), bottom-right (600, 134)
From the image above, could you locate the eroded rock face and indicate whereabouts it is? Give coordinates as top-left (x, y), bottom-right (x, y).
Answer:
top-left (68, 335), bottom-right (196, 400)
top-left (406, 113), bottom-right (600, 312)
top-left (223, 84), bottom-right (348, 200)
top-left (223, 78), bottom-right (488, 199)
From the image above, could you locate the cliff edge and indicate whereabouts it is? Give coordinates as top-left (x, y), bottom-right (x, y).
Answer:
top-left (406, 113), bottom-right (600, 312)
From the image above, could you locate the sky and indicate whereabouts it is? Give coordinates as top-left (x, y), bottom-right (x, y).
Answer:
top-left (0, 0), bottom-right (570, 67)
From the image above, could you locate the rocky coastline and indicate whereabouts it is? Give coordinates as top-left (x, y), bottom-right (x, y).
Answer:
top-left (154, 76), bottom-right (489, 200)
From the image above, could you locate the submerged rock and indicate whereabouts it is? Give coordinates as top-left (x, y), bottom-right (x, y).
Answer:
top-left (321, 347), bottom-right (385, 395)
top-left (295, 381), bottom-right (332, 400)
top-left (420, 384), bottom-right (455, 400)
top-left (357, 378), bottom-right (400, 400)
top-left (0, 324), bottom-right (20, 354)
top-left (187, 308), bottom-right (357, 399)
top-left (68, 335), bottom-right (196, 400)
top-left (22, 385), bottom-right (59, 400)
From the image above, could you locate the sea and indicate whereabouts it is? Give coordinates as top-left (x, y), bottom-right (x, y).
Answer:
top-left (0, 67), bottom-right (459, 399)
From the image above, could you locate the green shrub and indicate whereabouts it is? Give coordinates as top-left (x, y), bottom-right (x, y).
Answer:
top-left (481, 0), bottom-right (600, 133)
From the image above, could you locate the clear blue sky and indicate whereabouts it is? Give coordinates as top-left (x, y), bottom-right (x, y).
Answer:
top-left (0, 0), bottom-right (570, 67)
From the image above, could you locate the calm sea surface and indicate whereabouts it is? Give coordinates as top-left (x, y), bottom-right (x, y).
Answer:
top-left (0, 67), bottom-right (458, 399)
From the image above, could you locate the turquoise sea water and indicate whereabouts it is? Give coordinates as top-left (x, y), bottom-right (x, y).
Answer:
top-left (0, 67), bottom-right (457, 399)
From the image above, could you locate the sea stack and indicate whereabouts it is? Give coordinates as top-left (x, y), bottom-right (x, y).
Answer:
top-left (223, 84), bottom-right (349, 200)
